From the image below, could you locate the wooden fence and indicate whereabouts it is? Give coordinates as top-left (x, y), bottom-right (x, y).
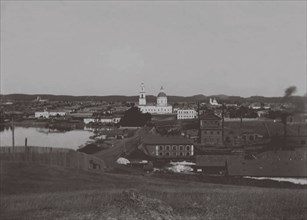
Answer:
top-left (0, 146), bottom-right (106, 172)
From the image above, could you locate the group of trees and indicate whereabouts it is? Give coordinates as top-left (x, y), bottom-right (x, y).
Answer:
top-left (119, 107), bottom-right (151, 127)
top-left (227, 106), bottom-right (258, 118)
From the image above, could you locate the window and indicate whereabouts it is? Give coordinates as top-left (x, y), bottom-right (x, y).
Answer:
top-left (159, 145), bottom-right (163, 150)
top-left (211, 131), bottom-right (214, 135)
top-left (186, 152), bottom-right (190, 156)
top-left (173, 152), bottom-right (177, 156)
top-left (217, 131), bottom-right (220, 134)
top-left (186, 145), bottom-right (190, 150)
top-left (172, 145), bottom-right (177, 150)
top-left (159, 152), bottom-right (163, 156)
top-left (166, 152), bottom-right (170, 156)
top-left (225, 136), bottom-right (230, 143)
top-left (166, 145), bottom-right (170, 150)
top-left (179, 145), bottom-right (184, 150)
top-left (179, 152), bottom-right (184, 156)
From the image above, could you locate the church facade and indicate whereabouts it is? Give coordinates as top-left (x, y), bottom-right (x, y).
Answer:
top-left (138, 83), bottom-right (173, 114)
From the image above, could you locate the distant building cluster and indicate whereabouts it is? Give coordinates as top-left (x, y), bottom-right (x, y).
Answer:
top-left (35, 111), bottom-right (66, 119)
top-left (137, 83), bottom-right (198, 121)
top-left (83, 117), bottom-right (121, 125)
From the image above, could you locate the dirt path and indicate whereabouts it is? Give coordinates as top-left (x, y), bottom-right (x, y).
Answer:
top-left (94, 128), bottom-right (149, 168)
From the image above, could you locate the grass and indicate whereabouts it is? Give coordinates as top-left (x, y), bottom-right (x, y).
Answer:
top-left (1, 161), bottom-right (306, 220)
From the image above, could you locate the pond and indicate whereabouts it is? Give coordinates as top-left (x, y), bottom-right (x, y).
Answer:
top-left (0, 127), bottom-right (93, 150)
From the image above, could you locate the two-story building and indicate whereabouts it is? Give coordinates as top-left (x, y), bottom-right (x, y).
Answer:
top-left (177, 109), bottom-right (197, 120)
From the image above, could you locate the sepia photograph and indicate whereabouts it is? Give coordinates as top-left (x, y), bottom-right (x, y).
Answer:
top-left (0, 0), bottom-right (306, 219)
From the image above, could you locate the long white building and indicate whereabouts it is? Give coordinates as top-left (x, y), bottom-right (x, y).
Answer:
top-left (138, 83), bottom-right (173, 114)
top-left (177, 109), bottom-right (197, 120)
top-left (35, 111), bottom-right (66, 119)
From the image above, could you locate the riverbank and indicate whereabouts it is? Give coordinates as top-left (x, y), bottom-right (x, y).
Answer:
top-left (0, 126), bottom-right (93, 149)
top-left (1, 119), bottom-right (84, 131)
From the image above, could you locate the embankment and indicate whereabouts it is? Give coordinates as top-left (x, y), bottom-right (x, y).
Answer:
top-left (0, 146), bottom-right (105, 171)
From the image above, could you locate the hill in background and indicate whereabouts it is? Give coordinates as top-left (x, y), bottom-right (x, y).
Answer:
top-left (1, 93), bottom-right (305, 104)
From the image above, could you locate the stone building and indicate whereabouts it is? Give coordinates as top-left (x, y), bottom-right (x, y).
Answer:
top-left (200, 113), bottom-right (224, 147)
top-left (141, 135), bottom-right (194, 159)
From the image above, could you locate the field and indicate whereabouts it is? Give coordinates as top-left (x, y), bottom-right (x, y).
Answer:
top-left (1, 161), bottom-right (306, 220)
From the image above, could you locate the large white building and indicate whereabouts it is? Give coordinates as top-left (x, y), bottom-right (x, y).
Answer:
top-left (138, 83), bottom-right (173, 114)
top-left (177, 109), bottom-right (197, 120)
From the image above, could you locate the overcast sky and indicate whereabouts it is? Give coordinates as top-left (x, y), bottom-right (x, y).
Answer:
top-left (1, 1), bottom-right (306, 97)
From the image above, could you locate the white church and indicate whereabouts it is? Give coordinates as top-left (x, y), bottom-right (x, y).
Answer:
top-left (138, 83), bottom-right (173, 114)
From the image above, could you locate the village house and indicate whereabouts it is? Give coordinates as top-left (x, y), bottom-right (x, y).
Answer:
top-left (69, 112), bottom-right (93, 120)
top-left (249, 102), bottom-right (270, 110)
top-left (195, 155), bottom-right (229, 174)
top-left (223, 128), bottom-right (263, 147)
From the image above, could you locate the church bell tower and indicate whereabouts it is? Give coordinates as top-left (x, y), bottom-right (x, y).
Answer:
top-left (139, 83), bottom-right (146, 106)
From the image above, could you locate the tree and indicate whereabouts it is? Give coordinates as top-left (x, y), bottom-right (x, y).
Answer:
top-left (119, 107), bottom-right (151, 127)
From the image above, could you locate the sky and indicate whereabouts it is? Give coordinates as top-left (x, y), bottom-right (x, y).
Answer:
top-left (1, 1), bottom-right (306, 97)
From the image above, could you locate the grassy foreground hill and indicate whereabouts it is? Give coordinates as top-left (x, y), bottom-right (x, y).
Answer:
top-left (1, 161), bottom-right (306, 220)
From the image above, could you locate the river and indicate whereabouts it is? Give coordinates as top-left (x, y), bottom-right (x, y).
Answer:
top-left (0, 127), bottom-right (93, 150)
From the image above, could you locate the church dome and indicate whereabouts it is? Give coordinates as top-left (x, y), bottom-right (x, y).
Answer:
top-left (157, 91), bottom-right (167, 98)
top-left (157, 86), bottom-right (167, 98)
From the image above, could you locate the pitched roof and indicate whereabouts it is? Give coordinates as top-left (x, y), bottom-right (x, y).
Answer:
top-left (199, 113), bottom-right (221, 120)
top-left (196, 155), bottom-right (228, 167)
top-left (142, 135), bottom-right (193, 145)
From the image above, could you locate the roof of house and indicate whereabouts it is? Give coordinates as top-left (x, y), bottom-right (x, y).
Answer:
top-left (70, 112), bottom-right (93, 118)
top-left (224, 127), bottom-right (255, 135)
top-left (196, 155), bottom-right (229, 167)
top-left (142, 135), bottom-right (193, 145)
top-left (199, 113), bottom-right (221, 120)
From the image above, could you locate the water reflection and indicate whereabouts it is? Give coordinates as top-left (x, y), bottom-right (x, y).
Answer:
top-left (0, 126), bottom-right (93, 149)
